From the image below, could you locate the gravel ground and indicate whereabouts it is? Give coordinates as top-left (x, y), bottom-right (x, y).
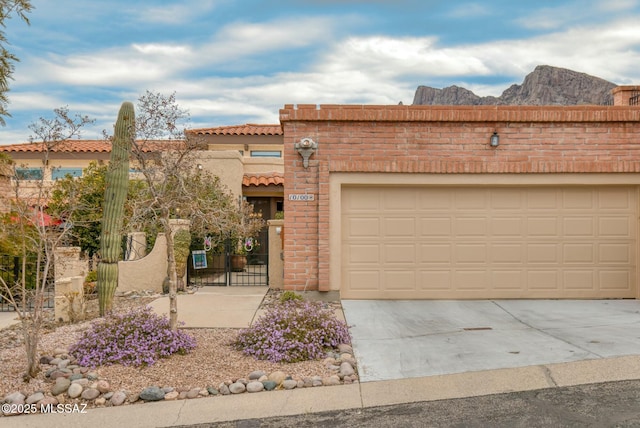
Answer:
top-left (0, 289), bottom-right (347, 402)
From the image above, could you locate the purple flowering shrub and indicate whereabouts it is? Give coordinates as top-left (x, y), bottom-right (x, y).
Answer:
top-left (233, 300), bottom-right (350, 363)
top-left (69, 306), bottom-right (196, 367)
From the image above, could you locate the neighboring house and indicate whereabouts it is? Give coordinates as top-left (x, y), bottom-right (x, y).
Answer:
top-left (0, 124), bottom-right (284, 222)
top-left (280, 85), bottom-right (640, 300)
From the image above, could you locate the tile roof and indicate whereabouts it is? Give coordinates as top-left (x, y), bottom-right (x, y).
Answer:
top-left (0, 140), bottom-right (112, 153)
top-left (188, 124), bottom-right (283, 136)
top-left (242, 172), bottom-right (284, 187)
top-left (0, 140), bottom-right (182, 154)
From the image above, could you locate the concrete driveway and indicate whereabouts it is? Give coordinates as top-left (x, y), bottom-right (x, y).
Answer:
top-left (341, 299), bottom-right (640, 382)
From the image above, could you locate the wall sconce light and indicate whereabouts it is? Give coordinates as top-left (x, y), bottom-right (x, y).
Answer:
top-left (490, 132), bottom-right (500, 148)
top-left (294, 137), bottom-right (317, 168)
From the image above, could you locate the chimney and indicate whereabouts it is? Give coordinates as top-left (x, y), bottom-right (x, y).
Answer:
top-left (612, 85), bottom-right (640, 106)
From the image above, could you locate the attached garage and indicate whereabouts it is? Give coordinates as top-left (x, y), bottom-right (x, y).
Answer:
top-left (341, 185), bottom-right (637, 299)
top-left (280, 98), bottom-right (640, 299)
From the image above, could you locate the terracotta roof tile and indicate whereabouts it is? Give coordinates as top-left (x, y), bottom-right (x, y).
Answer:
top-left (188, 124), bottom-right (283, 136)
top-left (0, 139), bottom-right (183, 154)
top-left (243, 172), bottom-right (284, 187)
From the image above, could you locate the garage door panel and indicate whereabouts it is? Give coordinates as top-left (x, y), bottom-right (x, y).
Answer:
top-left (599, 217), bottom-right (632, 236)
top-left (347, 217), bottom-right (380, 237)
top-left (342, 186), bottom-right (637, 299)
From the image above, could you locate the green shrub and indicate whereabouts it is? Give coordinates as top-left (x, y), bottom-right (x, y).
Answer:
top-left (279, 290), bottom-right (302, 303)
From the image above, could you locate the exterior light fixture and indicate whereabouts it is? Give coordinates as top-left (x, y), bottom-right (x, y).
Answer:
top-left (490, 132), bottom-right (499, 147)
top-left (294, 137), bottom-right (317, 168)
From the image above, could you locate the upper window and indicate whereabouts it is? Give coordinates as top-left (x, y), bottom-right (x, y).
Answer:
top-left (250, 151), bottom-right (281, 158)
top-left (52, 167), bottom-right (83, 180)
top-left (15, 167), bottom-right (44, 180)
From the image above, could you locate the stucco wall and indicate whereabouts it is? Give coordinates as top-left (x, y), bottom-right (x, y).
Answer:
top-left (279, 104), bottom-right (640, 292)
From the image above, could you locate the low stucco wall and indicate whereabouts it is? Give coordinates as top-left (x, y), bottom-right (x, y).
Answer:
top-left (118, 234), bottom-right (168, 293)
top-left (268, 219), bottom-right (284, 289)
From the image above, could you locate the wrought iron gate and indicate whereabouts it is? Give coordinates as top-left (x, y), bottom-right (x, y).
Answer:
top-left (187, 229), bottom-right (268, 287)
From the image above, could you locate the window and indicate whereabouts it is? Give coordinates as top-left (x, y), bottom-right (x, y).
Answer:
top-left (15, 167), bottom-right (43, 180)
top-left (250, 151), bottom-right (281, 158)
top-left (52, 167), bottom-right (83, 180)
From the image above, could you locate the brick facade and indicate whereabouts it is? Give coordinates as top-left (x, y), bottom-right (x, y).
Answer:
top-left (280, 103), bottom-right (640, 292)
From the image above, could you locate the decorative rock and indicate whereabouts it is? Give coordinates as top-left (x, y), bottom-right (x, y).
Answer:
top-left (248, 370), bottom-right (266, 380)
top-left (229, 382), bottom-right (246, 394)
top-left (312, 378), bottom-right (323, 387)
top-left (178, 391), bottom-right (188, 400)
top-left (81, 388), bottom-right (100, 400)
top-left (87, 372), bottom-right (99, 381)
top-left (51, 378), bottom-right (71, 396)
top-left (49, 370), bottom-right (70, 380)
top-left (338, 344), bottom-right (353, 354)
top-left (268, 371), bottom-right (286, 385)
top-left (95, 397), bottom-right (106, 406)
top-left (246, 381), bottom-right (264, 393)
top-left (104, 392), bottom-right (114, 400)
top-left (186, 388), bottom-right (200, 399)
top-left (67, 383), bottom-right (83, 399)
top-left (297, 380), bottom-right (305, 388)
top-left (262, 380), bottom-right (277, 391)
top-left (302, 378), bottom-right (313, 388)
top-left (58, 359), bottom-right (70, 369)
top-left (218, 384), bottom-right (230, 395)
top-left (164, 391), bottom-right (179, 401)
top-left (39, 396), bottom-right (58, 407)
top-left (26, 392), bottom-right (45, 405)
top-left (339, 361), bottom-right (355, 377)
top-left (69, 373), bottom-right (84, 382)
top-left (97, 380), bottom-right (110, 393)
top-left (49, 357), bottom-right (62, 366)
top-left (207, 387), bottom-right (219, 396)
top-left (282, 379), bottom-right (297, 390)
top-left (128, 393), bottom-right (139, 403)
top-left (258, 375), bottom-right (268, 382)
top-left (162, 386), bottom-right (174, 393)
top-left (40, 356), bottom-right (52, 365)
top-left (4, 392), bottom-right (25, 404)
top-left (322, 375), bottom-right (341, 386)
top-left (199, 388), bottom-right (209, 397)
top-left (110, 391), bottom-right (127, 406)
top-left (140, 386), bottom-right (165, 401)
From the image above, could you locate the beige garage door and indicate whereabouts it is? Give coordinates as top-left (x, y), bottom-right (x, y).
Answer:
top-left (341, 186), bottom-right (637, 299)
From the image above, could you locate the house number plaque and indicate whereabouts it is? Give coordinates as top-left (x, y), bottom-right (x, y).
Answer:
top-left (288, 194), bottom-right (315, 201)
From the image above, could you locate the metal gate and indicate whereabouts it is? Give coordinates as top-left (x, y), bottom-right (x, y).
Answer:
top-left (0, 254), bottom-right (55, 312)
top-left (187, 229), bottom-right (269, 287)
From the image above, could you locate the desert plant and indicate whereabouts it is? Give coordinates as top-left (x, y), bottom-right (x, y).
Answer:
top-left (97, 101), bottom-right (135, 315)
top-left (69, 306), bottom-right (196, 367)
top-left (233, 300), bottom-right (350, 363)
top-left (279, 290), bottom-right (302, 303)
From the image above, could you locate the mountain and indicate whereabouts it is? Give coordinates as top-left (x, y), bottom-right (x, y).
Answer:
top-left (412, 65), bottom-right (616, 106)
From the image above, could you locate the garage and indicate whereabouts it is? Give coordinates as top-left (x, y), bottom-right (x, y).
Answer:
top-left (341, 185), bottom-right (638, 299)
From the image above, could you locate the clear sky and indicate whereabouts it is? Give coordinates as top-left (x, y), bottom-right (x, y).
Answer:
top-left (2, 0), bottom-right (640, 144)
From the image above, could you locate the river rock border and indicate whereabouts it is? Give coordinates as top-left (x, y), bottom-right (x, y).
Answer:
top-left (2, 343), bottom-right (358, 415)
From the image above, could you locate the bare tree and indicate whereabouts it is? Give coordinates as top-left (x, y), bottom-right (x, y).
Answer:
top-left (0, 0), bottom-right (33, 125)
top-left (0, 107), bottom-right (93, 379)
top-left (127, 91), bottom-right (263, 330)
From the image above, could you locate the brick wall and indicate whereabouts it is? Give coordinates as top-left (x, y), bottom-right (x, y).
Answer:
top-left (280, 104), bottom-right (640, 291)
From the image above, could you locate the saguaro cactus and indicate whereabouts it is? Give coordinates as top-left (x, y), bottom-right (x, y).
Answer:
top-left (97, 102), bottom-right (135, 315)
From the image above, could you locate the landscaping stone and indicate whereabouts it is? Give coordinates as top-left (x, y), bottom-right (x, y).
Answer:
top-left (164, 391), bottom-right (179, 401)
top-left (81, 388), bottom-right (100, 400)
top-left (268, 371), bottom-right (286, 385)
top-left (283, 379), bottom-right (298, 390)
top-left (262, 380), bottom-right (277, 391)
top-left (26, 392), bottom-right (44, 405)
top-left (97, 380), bottom-right (110, 393)
top-left (322, 375), bottom-right (341, 386)
top-left (4, 392), bottom-right (25, 404)
top-left (51, 378), bottom-right (71, 396)
top-left (186, 388), bottom-right (200, 399)
top-left (111, 391), bottom-right (127, 406)
top-left (219, 384), bottom-right (230, 395)
top-left (249, 370), bottom-right (266, 380)
top-left (67, 383), bottom-right (83, 399)
top-left (339, 361), bottom-right (355, 377)
top-left (229, 382), bottom-right (246, 394)
top-left (246, 381), bottom-right (264, 393)
top-left (207, 387), bottom-right (219, 396)
top-left (95, 397), bottom-right (106, 406)
top-left (139, 386), bottom-right (165, 401)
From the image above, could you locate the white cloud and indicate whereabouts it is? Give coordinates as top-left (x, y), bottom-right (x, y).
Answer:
top-left (138, 0), bottom-right (219, 24)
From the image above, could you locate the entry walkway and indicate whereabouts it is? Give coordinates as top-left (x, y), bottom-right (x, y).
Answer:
top-left (148, 286), bottom-right (267, 328)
